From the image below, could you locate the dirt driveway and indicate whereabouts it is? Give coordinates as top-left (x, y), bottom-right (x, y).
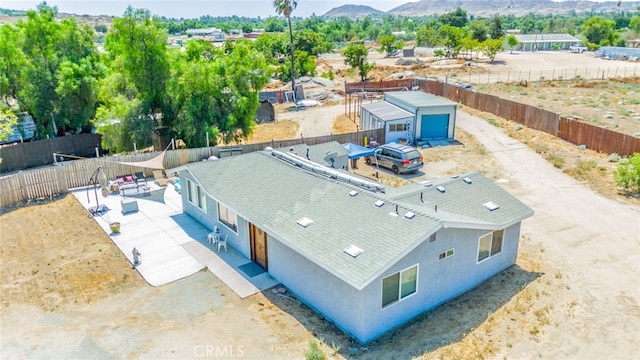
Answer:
top-left (455, 111), bottom-right (640, 358)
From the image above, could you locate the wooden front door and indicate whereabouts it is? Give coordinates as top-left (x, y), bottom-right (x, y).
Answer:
top-left (249, 223), bottom-right (268, 270)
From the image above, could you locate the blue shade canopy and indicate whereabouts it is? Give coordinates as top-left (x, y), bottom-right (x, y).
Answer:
top-left (343, 143), bottom-right (374, 159)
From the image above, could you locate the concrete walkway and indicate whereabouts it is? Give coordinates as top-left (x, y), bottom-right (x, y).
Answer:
top-left (72, 180), bottom-right (278, 297)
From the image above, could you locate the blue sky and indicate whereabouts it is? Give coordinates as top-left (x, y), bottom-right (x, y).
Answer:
top-left (2, 0), bottom-right (408, 18)
top-left (1, 1), bottom-right (635, 19)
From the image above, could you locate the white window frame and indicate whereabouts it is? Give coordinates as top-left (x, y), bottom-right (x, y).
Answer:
top-left (186, 179), bottom-right (207, 213)
top-left (381, 264), bottom-right (419, 309)
top-left (477, 229), bottom-right (504, 263)
top-left (217, 202), bottom-right (238, 233)
top-left (438, 248), bottom-right (455, 261)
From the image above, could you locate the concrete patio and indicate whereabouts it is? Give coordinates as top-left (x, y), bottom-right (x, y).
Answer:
top-left (71, 179), bottom-right (278, 298)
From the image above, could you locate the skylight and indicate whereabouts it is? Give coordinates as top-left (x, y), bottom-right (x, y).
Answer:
top-left (374, 200), bottom-right (385, 207)
top-left (483, 201), bottom-right (500, 211)
top-left (349, 190), bottom-right (358, 197)
top-left (404, 211), bottom-right (416, 219)
top-left (296, 217), bottom-right (314, 227)
top-left (344, 244), bottom-right (364, 258)
top-left (464, 177), bottom-right (473, 184)
top-left (437, 186), bottom-right (446, 193)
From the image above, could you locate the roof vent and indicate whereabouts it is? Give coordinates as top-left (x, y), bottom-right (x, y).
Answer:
top-left (463, 177), bottom-right (473, 184)
top-left (483, 201), bottom-right (500, 211)
top-left (420, 181), bottom-right (433, 187)
top-left (437, 186), bottom-right (446, 193)
top-left (348, 190), bottom-right (358, 197)
top-left (451, 175), bottom-right (459, 179)
top-left (404, 211), bottom-right (416, 219)
top-left (374, 200), bottom-right (385, 207)
top-left (297, 217), bottom-right (314, 227)
top-left (344, 244), bottom-right (364, 258)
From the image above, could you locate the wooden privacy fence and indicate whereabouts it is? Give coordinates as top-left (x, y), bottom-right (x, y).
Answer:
top-left (0, 133), bottom-right (102, 173)
top-left (0, 128), bottom-right (384, 209)
top-left (411, 78), bottom-right (640, 155)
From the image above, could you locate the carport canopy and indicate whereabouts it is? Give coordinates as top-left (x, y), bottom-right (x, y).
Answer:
top-left (343, 143), bottom-right (374, 159)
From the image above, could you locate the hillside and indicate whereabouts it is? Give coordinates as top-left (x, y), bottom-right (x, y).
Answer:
top-left (324, 0), bottom-right (640, 18)
top-left (323, 4), bottom-right (384, 18)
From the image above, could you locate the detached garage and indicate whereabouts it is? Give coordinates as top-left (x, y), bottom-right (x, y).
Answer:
top-left (359, 101), bottom-right (414, 144)
top-left (384, 91), bottom-right (458, 144)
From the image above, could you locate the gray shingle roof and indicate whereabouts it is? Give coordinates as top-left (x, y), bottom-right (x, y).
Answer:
top-left (186, 149), bottom-right (532, 289)
top-left (385, 91), bottom-right (458, 108)
top-left (361, 101), bottom-right (414, 122)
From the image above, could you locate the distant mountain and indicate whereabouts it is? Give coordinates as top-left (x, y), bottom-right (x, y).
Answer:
top-left (323, 4), bottom-right (384, 18)
top-left (323, 0), bottom-right (640, 18)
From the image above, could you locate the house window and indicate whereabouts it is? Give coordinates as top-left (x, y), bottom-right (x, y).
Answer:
top-left (389, 123), bottom-right (407, 132)
top-left (477, 229), bottom-right (504, 263)
top-left (186, 179), bottom-right (207, 212)
top-left (439, 248), bottom-right (454, 260)
top-left (217, 202), bottom-right (238, 232)
top-left (382, 265), bottom-right (418, 308)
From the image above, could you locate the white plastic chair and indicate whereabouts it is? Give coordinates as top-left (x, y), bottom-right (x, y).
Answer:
top-left (217, 234), bottom-right (228, 252)
top-left (207, 232), bottom-right (218, 246)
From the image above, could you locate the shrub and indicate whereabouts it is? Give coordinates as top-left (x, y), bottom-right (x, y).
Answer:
top-left (305, 340), bottom-right (326, 360)
top-left (614, 153), bottom-right (640, 195)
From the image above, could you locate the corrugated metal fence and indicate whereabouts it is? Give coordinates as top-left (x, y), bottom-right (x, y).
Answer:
top-left (0, 128), bottom-right (384, 209)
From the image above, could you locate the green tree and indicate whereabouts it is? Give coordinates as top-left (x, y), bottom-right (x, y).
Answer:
top-left (273, 0), bottom-right (297, 92)
top-left (581, 16), bottom-right (616, 46)
top-left (94, 24), bottom-right (108, 33)
top-left (0, 24), bottom-right (27, 107)
top-left (440, 7), bottom-right (468, 28)
top-left (630, 16), bottom-right (640, 34)
top-left (264, 17), bottom-right (285, 32)
top-left (253, 32), bottom-right (288, 59)
top-left (0, 109), bottom-right (18, 142)
top-left (468, 19), bottom-right (488, 42)
top-left (416, 26), bottom-right (439, 47)
top-left (614, 153), bottom-right (640, 195)
top-left (377, 34), bottom-right (401, 56)
top-left (16, 2), bottom-right (101, 137)
top-left (438, 25), bottom-right (465, 58)
top-left (343, 43), bottom-right (373, 81)
top-left (489, 15), bottom-right (503, 39)
top-left (100, 7), bottom-right (171, 151)
top-left (483, 38), bottom-right (503, 61)
top-left (507, 34), bottom-right (519, 53)
top-left (295, 28), bottom-right (331, 56)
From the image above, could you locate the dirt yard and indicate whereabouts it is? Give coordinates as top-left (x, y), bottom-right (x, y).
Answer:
top-left (2, 49), bottom-right (640, 359)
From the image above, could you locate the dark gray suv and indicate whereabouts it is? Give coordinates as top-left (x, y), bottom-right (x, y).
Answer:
top-left (365, 143), bottom-right (424, 174)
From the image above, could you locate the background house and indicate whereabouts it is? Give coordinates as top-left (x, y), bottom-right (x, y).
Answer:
top-left (179, 143), bottom-right (533, 343)
top-left (504, 33), bottom-right (580, 51)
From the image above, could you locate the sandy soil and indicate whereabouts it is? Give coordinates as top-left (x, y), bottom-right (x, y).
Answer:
top-left (2, 50), bottom-right (640, 359)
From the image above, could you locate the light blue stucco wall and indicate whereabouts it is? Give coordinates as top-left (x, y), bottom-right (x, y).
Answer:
top-left (180, 171), bottom-right (251, 258)
top-left (267, 238), bottom-right (366, 340)
top-left (356, 223), bottom-right (521, 343)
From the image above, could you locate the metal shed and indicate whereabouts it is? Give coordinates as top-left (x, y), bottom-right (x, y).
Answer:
top-left (360, 101), bottom-right (414, 144)
top-left (383, 92), bottom-right (458, 144)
